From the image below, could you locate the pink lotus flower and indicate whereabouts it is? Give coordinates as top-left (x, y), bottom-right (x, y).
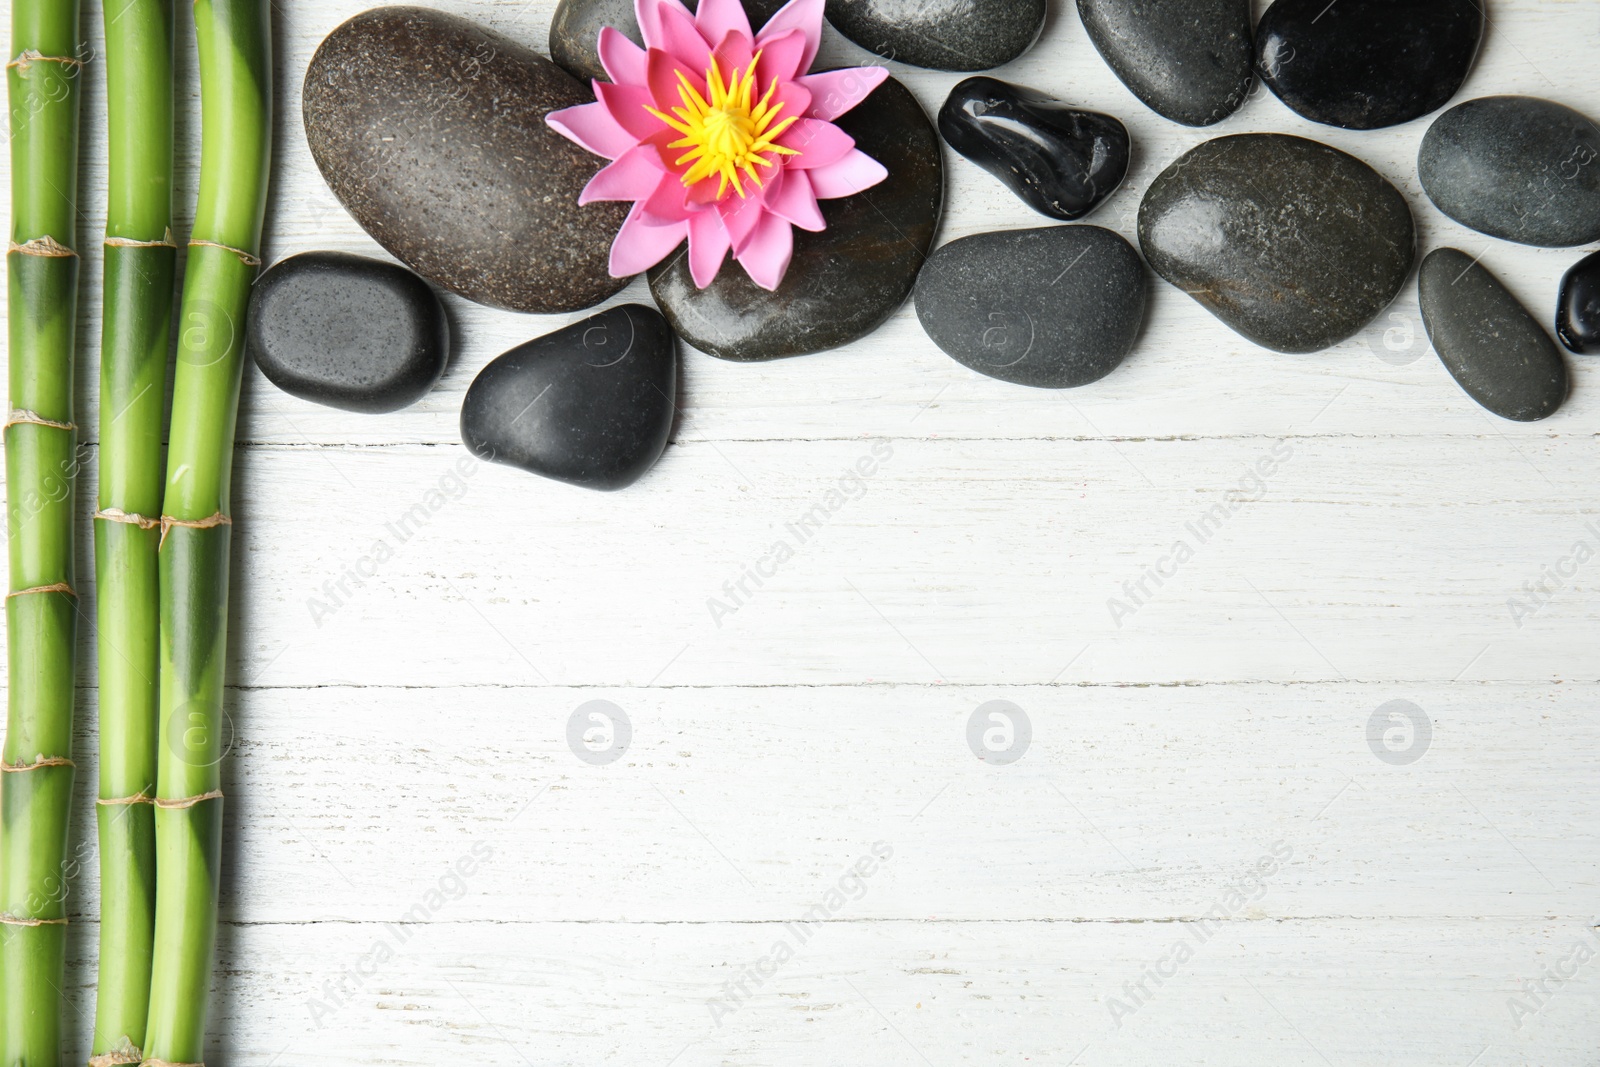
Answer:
top-left (547, 0), bottom-right (890, 291)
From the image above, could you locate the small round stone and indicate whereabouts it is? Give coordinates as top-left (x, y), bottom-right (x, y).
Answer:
top-left (1077, 0), bottom-right (1254, 128)
top-left (247, 251), bottom-right (448, 414)
top-left (824, 0), bottom-right (1046, 72)
top-left (1255, 0), bottom-right (1482, 130)
top-left (939, 76), bottom-right (1130, 222)
top-left (914, 225), bottom-right (1147, 389)
top-left (1556, 250), bottom-right (1600, 355)
top-left (1419, 95), bottom-right (1600, 248)
top-left (1420, 248), bottom-right (1568, 422)
top-left (460, 305), bottom-right (678, 492)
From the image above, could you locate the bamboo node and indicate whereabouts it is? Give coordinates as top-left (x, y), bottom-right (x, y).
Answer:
top-left (9, 235), bottom-right (77, 258)
top-left (105, 229), bottom-right (178, 250)
top-left (139, 1060), bottom-right (202, 1067)
top-left (0, 913), bottom-right (67, 927)
top-left (154, 789), bottom-right (223, 810)
top-left (159, 512), bottom-right (232, 549)
top-left (5, 583), bottom-right (77, 601)
top-left (0, 756), bottom-right (75, 772)
top-left (5, 409), bottom-right (76, 430)
top-left (97, 791), bottom-right (154, 807)
top-left (96, 508), bottom-right (162, 530)
top-left (89, 1050), bottom-right (144, 1067)
top-left (6, 50), bottom-right (85, 72)
top-left (189, 238), bottom-right (261, 267)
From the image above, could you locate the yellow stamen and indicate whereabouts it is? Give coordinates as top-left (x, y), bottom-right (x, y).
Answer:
top-left (641, 50), bottom-right (801, 199)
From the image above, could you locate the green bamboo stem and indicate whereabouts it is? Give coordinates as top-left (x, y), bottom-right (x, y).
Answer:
top-left (143, 1), bottom-right (270, 1061)
top-left (2, 2), bottom-right (82, 1064)
top-left (93, 1), bottom-right (176, 1062)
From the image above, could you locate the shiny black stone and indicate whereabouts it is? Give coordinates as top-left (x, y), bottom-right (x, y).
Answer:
top-left (247, 252), bottom-right (448, 414)
top-left (824, 0), bottom-right (1045, 72)
top-left (1256, 0), bottom-right (1482, 130)
top-left (939, 77), bottom-right (1129, 222)
top-left (647, 76), bottom-right (942, 361)
top-left (1419, 96), bottom-right (1600, 248)
top-left (460, 305), bottom-right (677, 491)
top-left (1138, 134), bottom-right (1415, 354)
top-left (1420, 248), bottom-right (1568, 422)
top-left (550, 0), bottom-right (789, 83)
top-left (914, 225), bottom-right (1147, 389)
top-left (1556, 250), bottom-right (1600, 355)
top-left (1077, 0), bottom-right (1254, 128)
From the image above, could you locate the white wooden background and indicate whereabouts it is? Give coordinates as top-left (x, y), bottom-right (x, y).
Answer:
top-left (3, 0), bottom-right (1599, 1063)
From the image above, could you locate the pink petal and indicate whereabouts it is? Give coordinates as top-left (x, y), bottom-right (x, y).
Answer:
top-left (756, 0), bottom-right (824, 74)
top-left (752, 27), bottom-right (808, 84)
top-left (659, 3), bottom-right (713, 71)
top-left (696, 0), bottom-right (752, 49)
top-left (598, 26), bottom-right (648, 86)
top-left (688, 209), bottom-right (733, 287)
top-left (611, 202), bottom-right (688, 277)
top-left (635, 0), bottom-right (696, 50)
top-left (735, 210), bottom-right (795, 291)
top-left (594, 82), bottom-right (662, 141)
top-left (765, 168), bottom-right (826, 231)
top-left (642, 173), bottom-right (694, 225)
top-left (580, 144), bottom-right (668, 204)
top-left (547, 101), bottom-right (636, 160)
top-left (765, 81), bottom-right (813, 130)
top-left (776, 118), bottom-right (855, 169)
top-left (648, 47), bottom-right (705, 111)
top-left (719, 193), bottom-right (765, 253)
top-left (712, 29), bottom-right (755, 79)
top-left (807, 149), bottom-right (889, 199)
top-left (797, 66), bottom-right (889, 121)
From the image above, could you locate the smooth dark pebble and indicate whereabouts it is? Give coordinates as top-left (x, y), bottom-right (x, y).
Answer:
top-left (460, 305), bottom-right (677, 491)
top-left (1077, 0), bottom-right (1254, 127)
top-left (939, 76), bottom-right (1129, 222)
top-left (550, 0), bottom-right (790, 83)
top-left (1556, 249), bottom-right (1600, 355)
top-left (1138, 133), bottom-right (1415, 353)
top-left (824, 0), bottom-right (1045, 71)
top-left (1255, 0), bottom-right (1482, 130)
top-left (915, 225), bottom-right (1147, 389)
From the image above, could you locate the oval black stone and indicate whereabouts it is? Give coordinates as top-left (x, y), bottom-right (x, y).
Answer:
top-left (824, 0), bottom-right (1045, 72)
top-left (1556, 250), bottom-right (1600, 356)
top-left (1419, 248), bottom-right (1568, 422)
top-left (1077, 0), bottom-right (1254, 128)
top-left (246, 252), bottom-right (448, 414)
top-left (914, 225), bottom-right (1146, 389)
top-left (939, 77), bottom-right (1129, 222)
top-left (303, 7), bottom-right (628, 314)
top-left (647, 75), bottom-right (943, 362)
top-left (1419, 96), bottom-right (1600, 248)
top-left (1255, 0), bottom-right (1482, 130)
top-left (550, 0), bottom-right (790, 83)
top-left (460, 305), bottom-right (677, 491)
top-left (1138, 134), bottom-right (1415, 354)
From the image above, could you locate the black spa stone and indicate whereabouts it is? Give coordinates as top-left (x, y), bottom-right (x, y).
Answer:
top-left (1076, 0), bottom-right (1254, 128)
top-left (246, 251), bottom-right (448, 414)
top-left (1419, 248), bottom-right (1568, 423)
top-left (1255, 0), bottom-right (1483, 130)
top-left (914, 225), bottom-right (1147, 389)
top-left (1418, 96), bottom-right (1600, 248)
top-left (823, 0), bottom-right (1046, 72)
top-left (939, 77), bottom-right (1130, 222)
top-left (460, 305), bottom-right (677, 491)
top-left (1556, 250), bottom-right (1600, 355)
top-left (550, 0), bottom-right (789, 83)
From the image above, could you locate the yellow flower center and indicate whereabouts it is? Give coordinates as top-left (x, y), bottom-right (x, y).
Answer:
top-left (645, 53), bottom-right (800, 199)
